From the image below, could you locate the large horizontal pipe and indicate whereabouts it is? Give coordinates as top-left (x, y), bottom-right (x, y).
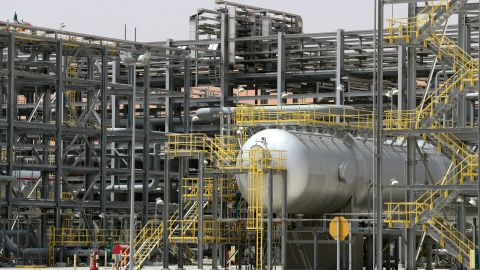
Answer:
top-left (1, 230), bottom-right (38, 248)
top-left (106, 177), bottom-right (160, 192)
top-left (194, 104), bottom-right (358, 121)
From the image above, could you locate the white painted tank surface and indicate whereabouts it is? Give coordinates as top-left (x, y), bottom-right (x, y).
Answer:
top-left (236, 129), bottom-right (450, 215)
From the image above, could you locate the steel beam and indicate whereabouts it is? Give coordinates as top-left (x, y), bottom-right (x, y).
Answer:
top-left (277, 32), bottom-right (286, 104)
top-left (336, 29), bottom-right (345, 107)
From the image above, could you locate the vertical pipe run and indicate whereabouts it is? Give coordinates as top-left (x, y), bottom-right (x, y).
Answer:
top-left (198, 152), bottom-right (204, 270)
top-left (477, 4), bottom-right (480, 266)
top-left (183, 58), bottom-right (191, 134)
top-left (142, 63), bottom-right (151, 228)
top-left (281, 171), bottom-right (287, 270)
top-left (277, 32), bottom-right (285, 105)
top-left (337, 217), bottom-right (340, 270)
top-left (267, 170), bottom-right (273, 270)
top-left (313, 232), bottom-right (318, 270)
top-left (349, 225), bottom-right (352, 270)
top-left (129, 64), bottom-right (136, 270)
top-left (165, 39), bottom-right (173, 133)
top-left (406, 3), bottom-right (417, 269)
top-left (336, 29), bottom-right (345, 108)
top-left (163, 156), bottom-right (170, 270)
top-left (375, 1), bottom-right (384, 269)
top-left (100, 46), bottom-right (108, 229)
top-left (177, 158), bottom-right (184, 270)
top-left (212, 174), bottom-right (218, 270)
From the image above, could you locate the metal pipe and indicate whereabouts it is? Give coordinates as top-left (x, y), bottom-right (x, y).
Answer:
top-left (178, 158), bottom-right (185, 270)
top-left (267, 170), bottom-right (273, 270)
top-left (193, 104), bottom-right (356, 121)
top-left (128, 64), bottom-right (136, 270)
top-left (163, 157), bottom-right (170, 270)
top-left (313, 232), bottom-right (318, 270)
top-left (198, 152), bottom-right (204, 270)
top-left (106, 178), bottom-right (160, 192)
top-left (374, 1), bottom-right (384, 269)
top-left (337, 216), bottom-right (340, 270)
top-left (281, 171), bottom-right (287, 270)
top-left (212, 174), bottom-right (218, 270)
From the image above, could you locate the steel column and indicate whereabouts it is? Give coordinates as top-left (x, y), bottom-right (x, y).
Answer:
top-left (163, 155), bottom-right (170, 270)
top-left (129, 64), bottom-right (137, 270)
top-left (4, 32), bottom-right (15, 260)
top-left (165, 39), bottom-right (173, 132)
top-left (177, 158), bottom-right (184, 270)
top-left (406, 3), bottom-right (417, 269)
top-left (54, 40), bottom-right (63, 231)
top-left (183, 58), bottom-right (191, 134)
top-left (198, 152), bottom-right (204, 270)
top-left (397, 45), bottom-right (407, 111)
top-left (281, 171), bottom-right (287, 270)
top-left (100, 46), bottom-right (108, 229)
top-left (142, 63), bottom-right (151, 227)
top-left (267, 169), bottom-right (273, 270)
top-left (277, 32), bottom-right (285, 105)
top-left (374, 1), bottom-right (384, 269)
top-left (220, 13), bottom-right (229, 109)
top-left (212, 174), bottom-right (219, 270)
top-left (336, 29), bottom-right (345, 106)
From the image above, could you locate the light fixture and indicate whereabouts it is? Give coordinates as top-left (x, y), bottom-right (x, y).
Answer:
top-left (238, 86), bottom-right (246, 93)
top-left (391, 87), bottom-right (399, 95)
top-left (457, 196), bottom-right (464, 203)
top-left (192, 115), bottom-right (199, 121)
top-left (236, 127), bottom-right (244, 135)
top-left (156, 198), bottom-right (163, 204)
top-left (390, 178), bottom-right (399, 186)
top-left (120, 51), bottom-right (135, 64)
top-left (386, 91), bottom-right (392, 98)
top-left (281, 92), bottom-right (289, 99)
top-left (203, 159), bottom-right (209, 165)
top-left (336, 85), bottom-right (345, 92)
top-left (137, 52), bottom-right (151, 65)
top-left (469, 197), bottom-right (477, 206)
top-left (74, 212), bottom-right (81, 218)
top-left (60, 23), bottom-right (66, 30)
top-left (99, 212), bottom-right (106, 219)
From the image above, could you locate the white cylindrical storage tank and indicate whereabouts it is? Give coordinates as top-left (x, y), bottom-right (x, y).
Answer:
top-left (236, 129), bottom-right (450, 215)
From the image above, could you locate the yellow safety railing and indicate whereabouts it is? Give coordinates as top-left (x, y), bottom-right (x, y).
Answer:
top-left (386, 0), bottom-right (448, 42)
top-left (385, 154), bottom-right (477, 227)
top-left (48, 226), bottom-right (55, 266)
top-left (426, 30), bottom-right (477, 71)
top-left (168, 220), bottom-right (243, 243)
top-left (183, 177), bottom-right (235, 200)
top-left (383, 109), bottom-right (424, 130)
top-left (383, 68), bottom-right (477, 131)
top-left (431, 131), bottom-right (477, 163)
top-left (166, 133), bottom-right (285, 171)
top-left (427, 214), bottom-right (478, 262)
top-left (235, 104), bottom-right (374, 131)
top-left (49, 227), bottom-right (126, 247)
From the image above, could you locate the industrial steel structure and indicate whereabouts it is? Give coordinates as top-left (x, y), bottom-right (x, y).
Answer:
top-left (1, 0), bottom-right (480, 269)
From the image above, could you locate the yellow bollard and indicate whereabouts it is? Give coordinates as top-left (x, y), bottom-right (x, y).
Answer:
top-left (74, 254), bottom-right (77, 270)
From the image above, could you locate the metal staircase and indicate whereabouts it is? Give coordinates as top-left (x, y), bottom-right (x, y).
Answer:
top-left (166, 134), bottom-right (285, 270)
top-left (124, 199), bottom-right (210, 270)
top-left (424, 214), bottom-right (476, 266)
top-left (385, 152), bottom-right (478, 264)
top-left (386, 0), bottom-right (468, 45)
top-left (384, 5), bottom-right (479, 265)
